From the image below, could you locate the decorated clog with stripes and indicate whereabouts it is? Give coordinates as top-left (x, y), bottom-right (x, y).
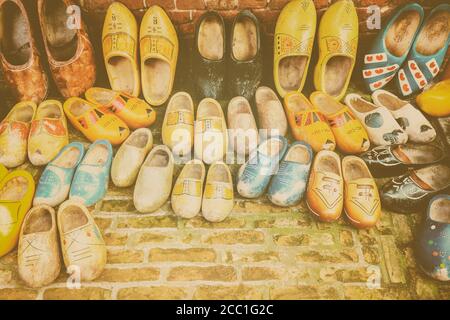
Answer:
top-left (362, 3), bottom-right (424, 92)
top-left (396, 4), bottom-right (450, 96)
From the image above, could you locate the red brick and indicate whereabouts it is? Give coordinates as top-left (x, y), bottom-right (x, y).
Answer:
top-left (238, 0), bottom-right (267, 9)
top-left (177, 0), bottom-right (206, 10)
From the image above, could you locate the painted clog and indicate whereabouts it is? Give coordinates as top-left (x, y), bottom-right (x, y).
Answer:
top-left (255, 86), bottom-right (288, 137)
top-left (268, 141), bottom-right (313, 207)
top-left (0, 170), bottom-right (35, 257)
top-left (171, 159), bottom-right (205, 219)
top-left (140, 5), bottom-right (178, 106)
top-left (194, 98), bottom-right (228, 164)
top-left (134, 145), bottom-right (174, 213)
top-left (227, 96), bottom-right (258, 157)
top-left (416, 79), bottom-right (450, 117)
top-left (345, 93), bottom-right (408, 146)
top-left (314, 0), bottom-right (358, 101)
top-left (63, 97), bottom-right (130, 146)
top-left (202, 162), bottom-right (234, 223)
top-left (306, 150), bottom-right (344, 222)
top-left (283, 92), bottom-right (335, 152)
top-left (34, 142), bottom-right (85, 207)
top-left (162, 92), bottom-right (194, 157)
top-left (102, 2), bottom-right (140, 96)
top-left (69, 140), bottom-right (113, 206)
top-left (360, 144), bottom-right (445, 178)
top-left (228, 10), bottom-right (262, 100)
top-left (111, 128), bottom-right (153, 188)
top-left (194, 11), bottom-right (226, 99)
top-left (57, 200), bottom-right (106, 281)
top-left (85, 87), bottom-right (156, 130)
top-left (362, 3), bottom-right (424, 92)
top-left (274, 0), bottom-right (316, 97)
top-left (396, 4), bottom-right (450, 96)
top-left (310, 91), bottom-right (370, 154)
top-left (342, 156), bottom-right (381, 229)
top-left (18, 205), bottom-right (61, 288)
top-left (28, 100), bottom-right (69, 166)
top-left (372, 90), bottom-right (436, 143)
top-left (381, 164), bottom-right (450, 214)
top-left (237, 136), bottom-right (288, 199)
top-left (416, 195), bottom-right (450, 281)
top-left (0, 101), bottom-right (36, 168)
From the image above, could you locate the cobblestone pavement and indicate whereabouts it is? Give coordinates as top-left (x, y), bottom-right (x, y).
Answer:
top-left (0, 104), bottom-right (449, 300)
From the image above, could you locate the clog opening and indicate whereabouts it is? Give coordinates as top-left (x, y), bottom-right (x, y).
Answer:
top-left (170, 94), bottom-right (192, 112)
top-left (429, 197), bottom-right (450, 224)
top-left (415, 164), bottom-right (450, 191)
top-left (42, 0), bottom-right (78, 61)
top-left (348, 97), bottom-right (377, 113)
top-left (324, 56), bottom-right (353, 97)
top-left (24, 207), bottom-right (53, 235)
top-left (285, 145), bottom-right (311, 164)
top-left (391, 144), bottom-right (443, 165)
top-left (385, 10), bottom-right (421, 57)
top-left (376, 93), bottom-right (407, 111)
top-left (198, 15), bottom-right (224, 60)
top-left (126, 131), bottom-right (150, 149)
top-left (143, 58), bottom-right (170, 103)
top-left (11, 104), bottom-right (34, 122)
top-left (415, 10), bottom-right (450, 56)
top-left (232, 16), bottom-right (257, 61)
top-left (286, 94), bottom-right (311, 112)
top-left (83, 144), bottom-right (109, 166)
top-left (182, 163), bottom-right (203, 180)
top-left (317, 153), bottom-right (340, 175)
top-left (37, 103), bottom-right (62, 119)
top-left (279, 56), bottom-right (307, 92)
top-left (60, 205), bottom-right (88, 233)
top-left (107, 56), bottom-right (135, 96)
top-left (0, 1), bottom-right (31, 65)
top-left (0, 176), bottom-right (28, 201)
top-left (53, 146), bottom-right (81, 168)
top-left (311, 92), bottom-right (342, 115)
top-left (259, 139), bottom-right (282, 157)
top-left (229, 98), bottom-right (251, 117)
top-left (198, 100), bottom-right (221, 118)
top-left (146, 149), bottom-right (169, 168)
top-left (89, 89), bottom-right (116, 105)
top-left (343, 159), bottom-right (371, 180)
top-left (68, 99), bottom-right (91, 117)
top-left (255, 87), bottom-right (277, 105)
top-left (209, 164), bottom-right (229, 183)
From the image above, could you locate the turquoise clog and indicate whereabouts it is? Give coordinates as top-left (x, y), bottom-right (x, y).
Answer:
top-left (396, 4), bottom-right (450, 96)
top-left (69, 140), bottom-right (113, 206)
top-left (362, 3), bottom-right (424, 92)
top-left (267, 141), bottom-right (313, 207)
top-left (34, 142), bottom-right (85, 207)
top-left (237, 136), bottom-right (288, 199)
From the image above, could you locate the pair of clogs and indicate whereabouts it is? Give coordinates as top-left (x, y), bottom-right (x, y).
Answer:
top-left (284, 91), bottom-right (370, 154)
top-left (237, 136), bottom-right (313, 207)
top-left (274, 0), bottom-right (358, 101)
top-left (0, 166), bottom-right (35, 257)
top-left (0, 100), bottom-right (68, 168)
top-left (18, 201), bottom-right (106, 287)
top-left (172, 160), bottom-right (234, 222)
top-left (362, 3), bottom-right (450, 96)
top-left (103, 3), bottom-right (178, 106)
top-left (194, 10), bottom-right (262, 100)
top-left (34, 140), bottom-right (113, 207)
top-left (0, 0), bottom-right (96, 103)
top-left (307, 151), bottom-right (381, 228)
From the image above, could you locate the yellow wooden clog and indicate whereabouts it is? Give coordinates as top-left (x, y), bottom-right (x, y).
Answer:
top-left (0, 170), bottom-right (35, 257)
top-left (283, 92), bottom-right (335, 152)
top-left (416, 79), bottom-right (450, 117)
top-left (63, 97), bottom-right (130, 146)
top-left (274, 0), bottom-right (316, 97)
top-left (310, 91), bottom-right (370, 154)
top-left (162, 92), bottom-right (194, 156)
top-left (140, 5), bottom-right (179, 106)
top-left (0, 164), bottom-right (8, 182)
top-left (314, 0), bottom-right (358, 101)
top-left (85, 87), bottom-right (156, 129)
top-left (0, 101), bottom-right (36, 168)
top-left (28, 100), bottom-right (69, 166)
top-left (102, 2), bottom-right (140, 97)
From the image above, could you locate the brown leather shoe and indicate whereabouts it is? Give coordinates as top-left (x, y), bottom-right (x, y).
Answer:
top-left (0, 0), bottom-right (48, 103)
top-left (37, 0), bottom-right (96, 98)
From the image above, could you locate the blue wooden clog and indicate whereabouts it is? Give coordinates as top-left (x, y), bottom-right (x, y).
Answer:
top-left (34, 142), bottom-right (85, 207)
top-left (267, 141), bottom-right (313, 207)
top-left (396, 4), bottom-right (450, 96)
top-left (69, 140), bottom-right (113, 206)
top-left (237, 136), bottom-right (288, 199)
top-left (362, 3), bottom-right (424, 92)
top-left (416, 194), bottom-right (450, 281)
